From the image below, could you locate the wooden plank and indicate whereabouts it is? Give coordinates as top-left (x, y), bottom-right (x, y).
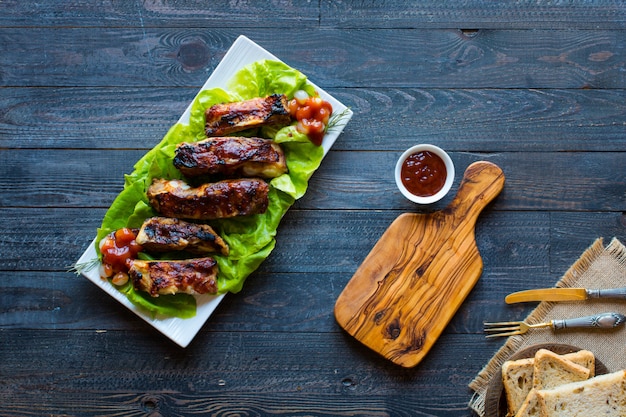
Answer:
top-left (305, 151), bottom-right (626, 212)
top-left (1, 1), bottom-right (624, 30)
top-left (330, 88), bottom-right (626, 152)
top-left (0, 208), bottom-right (102, 272)
top-left (0, 208), bottom-right (557, 332)
top-left (1, 211), bottom-right (619, 335)
top-left (0, 209), bottom-right (553, 332)
top-left (1, 208), bottom-right (620, 284)
top-left (0, 268), bottom-right (548, 335)
top-left (550, 212), bottom-right (626, 272)
top-left (0, 208), bottom-right (550, 272)
top-left (1, 150), bottom-right (624, 211)
top-left (3, 87), bottom-right (626, 151)
top-left (1, 28), bottom-right (624, 88)
top-left (0, 330), bottom-right (504, 416)
top-left (321, 1), bottom-right (626, 30)
top-left (0, 0), bottom-right (320, 28)
top-left (0, 267), bottom-right (549, 336)
top-left (0, 87), bottom-right (197, 149)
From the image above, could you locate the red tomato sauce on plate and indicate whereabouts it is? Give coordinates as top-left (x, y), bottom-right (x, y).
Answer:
top-left (100, 228), bottom-right (143, 276)
top-left (288, 95), bottom-right (333, 146)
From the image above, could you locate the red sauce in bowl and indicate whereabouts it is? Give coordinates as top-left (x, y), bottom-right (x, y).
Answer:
top-left (400, 151), bottom-right (447, 197)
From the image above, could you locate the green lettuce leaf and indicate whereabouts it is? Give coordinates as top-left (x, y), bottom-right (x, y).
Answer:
top-left (117, 280), bottom-right (197, 319)
top-left (97, 59), bottom-right (325, 318)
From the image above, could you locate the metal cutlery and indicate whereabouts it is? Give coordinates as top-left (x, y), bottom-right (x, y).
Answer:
top-left (505, 286), bottom-right (626, 304)
top-left (483, 312), bottom-right (626, 338)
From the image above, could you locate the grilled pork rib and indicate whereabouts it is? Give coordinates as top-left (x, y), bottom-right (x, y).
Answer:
top-left (205, 94), bottom-right (291, 136)
top-left (136, 216), bottom-right (229, 256)
top-left (147, 178), bottom-right (269, 220)
top-left (129, 258), bottom-right (218, 296)
top-left (173, 136), bottom-right (288, 179)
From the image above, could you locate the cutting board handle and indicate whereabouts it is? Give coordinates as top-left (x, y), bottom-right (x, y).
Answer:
top-left (446, 161), bottom-right (505, 223)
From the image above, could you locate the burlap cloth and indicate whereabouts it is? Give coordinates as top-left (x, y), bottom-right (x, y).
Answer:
top-left (468, 237), bottom-right (626, 416)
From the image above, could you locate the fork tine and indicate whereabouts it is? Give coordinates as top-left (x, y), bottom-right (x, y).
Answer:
top-left (483, 320), bottom-right (522, 326)
top-left (483, 320), bottom-right (523, 337)
top-left (485, 330), bottom-right (523, 338)
top-left (484, 325), bottom-right (520, 333)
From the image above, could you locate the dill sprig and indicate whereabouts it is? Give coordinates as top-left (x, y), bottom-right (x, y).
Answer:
top-left (325, 107), bottom-right (352, 134)
top-left (67, 258), bottom-right (100, 275)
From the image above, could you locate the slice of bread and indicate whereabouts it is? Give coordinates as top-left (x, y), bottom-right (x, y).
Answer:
top-left (537, 369), bottom-right (626, 416)
top-left (532, 349), bottom-right (591, 391)
top-left (562, 349), bottom-right (595, 377)
top-left (514, 389), bottom-right (544, 417)
top-left (502, 349), bottom-right (595, 416)
top-left (503, 358), bottom-right (535, 416)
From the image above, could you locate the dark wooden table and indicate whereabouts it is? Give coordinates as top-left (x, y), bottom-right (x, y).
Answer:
top-left (2, 2), bottom-right (625, 415)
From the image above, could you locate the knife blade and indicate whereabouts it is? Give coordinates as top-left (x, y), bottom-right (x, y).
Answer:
top-left (505, 287), bottom-right (626, 304)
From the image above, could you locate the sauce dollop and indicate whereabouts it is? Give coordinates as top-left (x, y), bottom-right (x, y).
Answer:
top-left (400, 151), bottom-right (447, 197)
top-left (100, 228), bottom-right (143, 277)
top-left (288, 93), bottom-right (333, 146)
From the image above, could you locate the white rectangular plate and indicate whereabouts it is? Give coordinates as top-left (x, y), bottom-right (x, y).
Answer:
top-left (77, 35), bottom-right (353, 347)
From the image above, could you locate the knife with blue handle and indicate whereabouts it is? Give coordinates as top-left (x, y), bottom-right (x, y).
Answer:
top-left (505, 287), bottom-right (626, 304)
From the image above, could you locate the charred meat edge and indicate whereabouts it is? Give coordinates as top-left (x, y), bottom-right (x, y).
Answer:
top-left (173, 136), bottom-right (287, 179)
top-left (147, 178), bottom-right (269, 220)
top-left (129, 257), bottom-right (219, 297)
top-left (136, 216), bottom-right (229, 256)
top-left (204, 94), bottom-right (291, 137)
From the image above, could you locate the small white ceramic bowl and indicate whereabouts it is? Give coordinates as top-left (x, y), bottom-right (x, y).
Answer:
top-left (395, 144), bottom-right (455, 204)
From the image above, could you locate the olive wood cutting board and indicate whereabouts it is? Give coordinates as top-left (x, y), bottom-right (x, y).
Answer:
top-left (334, 161), bottom-right (505, 368)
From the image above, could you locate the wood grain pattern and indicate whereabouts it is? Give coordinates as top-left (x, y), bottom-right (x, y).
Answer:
top-left (335, 161), bottom-right (505, 367)
top-left (321, 1), bottom-right (626, 29)
top-left (0, 1), bottom-right (320, 28)
top-left (1, 1), bottom-right (625, 29)
top-left (3, 87), bottom-right (626, 151)
top-left (2, 1), bottom-right (626, 415)
top-left (0, 329), bottom-right (482, 416)
top-left (1, 28), bottom-right (624, 88)
top-left (1, 150), bottom-right (624, 212)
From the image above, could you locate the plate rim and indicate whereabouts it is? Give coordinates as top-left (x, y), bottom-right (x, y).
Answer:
top-left (77, 35), bottom-right (353, 348)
